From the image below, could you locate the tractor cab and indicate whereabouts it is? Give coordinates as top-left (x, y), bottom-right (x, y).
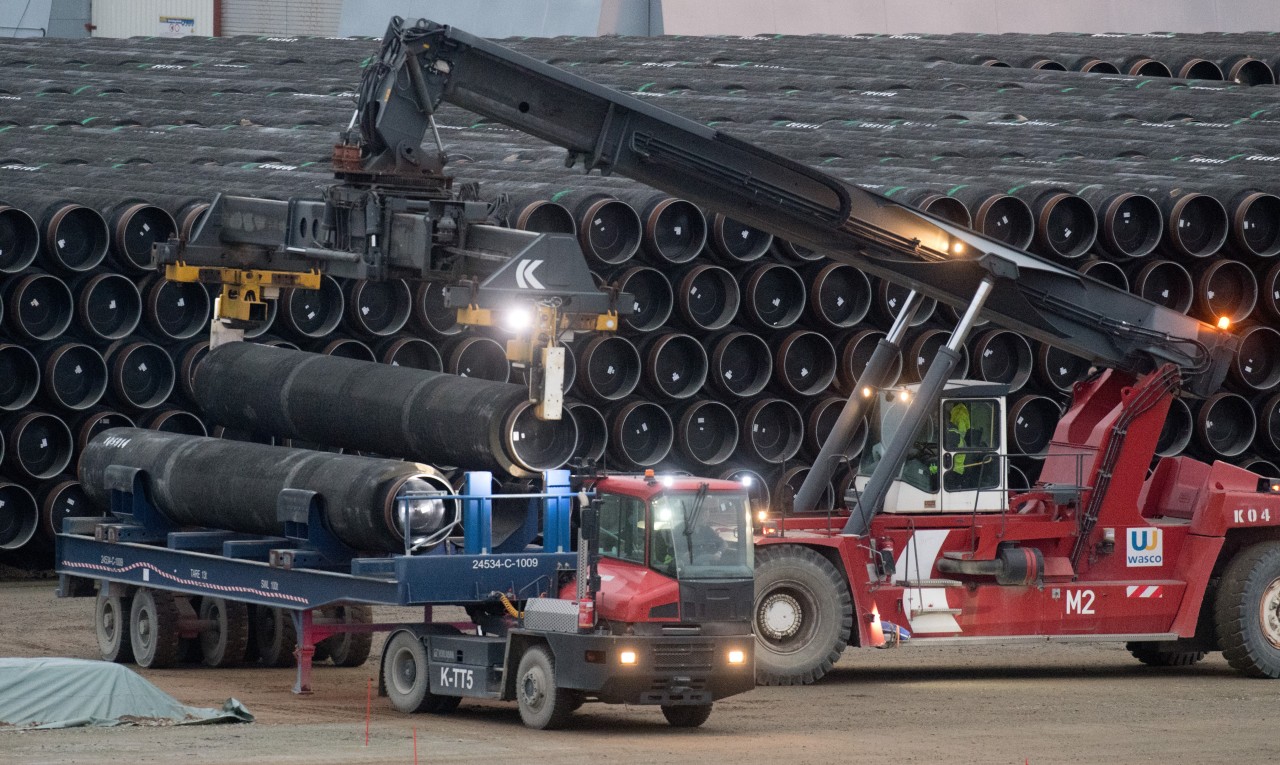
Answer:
top-left (588, 474), bottom-right (755, 628)
top-left (857, 381), bottom-right (1009, 514)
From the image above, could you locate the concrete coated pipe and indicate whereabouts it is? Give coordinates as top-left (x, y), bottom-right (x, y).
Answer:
top-left (345, 279), bottom-right (412, 338)
top-left (641, 332), bottom-right (707, 400)
top-left (608, 266), bottom-right (673, 333)
top-left (316, 337), bottom-right (376, 362)
top-left (76, 273), bottom-right (142, 342)
top-left (607, 400), bottom-right (673, 468)
top-left (739, 397), bottom-right (803, 464)
top-left (1155, 396), bottom-right (1193, 458)
top-left (0, 204), bottom-right (40, 274)
top-left (2, 411), bottom-right (73, 481)
top-left (0, 343), bottom-right (39, 411)
top-left (773, 330), bottom-right (837, 397)
top-left (3, 272), bottom-right (73, 341)
top-left (805, 262), bottom-right (871, 330)
top-left (1128, 259), bottom-right (1193, 314)
top-left (194, 343), bottom-right (576, 477)
top-left (968, 329), bottom-right (1032, 392)
top-left (1194, 392), bottom-right (1255, 459)
top-left (0, 481), bottom-right (38, 551)
top-left (412, 281), bottom-right (462, 336)
top-left (79, 428), bottom-right (456, 554)
top-left (278, 274), bottom-right (344, 340)
top-left (1007, 395), bottom-right (1063, 459)
top-left (1193, 259), bottom-right (1257, 324)
top-left (39, 342), bottom-right (107, 411)
top-left (37, 202), bottom-right (109, 274)
top-left (104, 340), bottom-right (175, 410)
top-left (444, 335), bottom-right (510, 382)
top-left (740, 263), bottom-right (806, 330)
top-left (36, 477), bottom-right (95, 543)
top-left (708, 213), bottom-right (772, 264)
top-left (141, 407), bottom-right (208, 437)
top-left (377, 336), bottom-right (443, 372)
top-left (705, 331), bottom-right (772, 398)
top-left (676, 264), bottom-right (740, 331)
top-left (565, 401), bottom-right (608, 464)
top-left (574, 335), bottom-right (640, 402)
top-left (676, 399), bottom-right (738, 467)
top-left (140, 276), bottom-right (210, 342)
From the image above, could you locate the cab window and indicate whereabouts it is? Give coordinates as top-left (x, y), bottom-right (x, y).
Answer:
top-left (942, 399), bottom-right (1000, 491)
top-left (596, 492), bottom-right (646, 564)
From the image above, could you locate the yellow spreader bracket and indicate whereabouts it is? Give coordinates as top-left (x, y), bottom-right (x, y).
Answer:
top-left (165, 264), bottom-right (321, 323)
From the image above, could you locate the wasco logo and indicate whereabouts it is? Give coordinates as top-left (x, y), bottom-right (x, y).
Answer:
top-left (1126, 528), bottom-right (1163, 567)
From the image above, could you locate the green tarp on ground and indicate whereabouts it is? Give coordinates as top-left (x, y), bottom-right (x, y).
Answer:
top-left (0, 657), bottom-right (253, 729)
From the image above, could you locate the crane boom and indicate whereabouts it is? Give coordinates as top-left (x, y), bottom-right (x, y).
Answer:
top-left (366, 18), bottom-right (1235, 397)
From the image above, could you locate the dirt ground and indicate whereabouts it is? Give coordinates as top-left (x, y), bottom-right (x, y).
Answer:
top-left (1, 579), bottom-right (1277, 764)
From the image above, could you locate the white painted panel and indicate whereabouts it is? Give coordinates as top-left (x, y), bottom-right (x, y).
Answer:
top-left (91, 0), bottom-right (213, 38)
top-left (222, 0), bottom-right (341, 37)
top-left (658, 0), bottom-right (1280, 34)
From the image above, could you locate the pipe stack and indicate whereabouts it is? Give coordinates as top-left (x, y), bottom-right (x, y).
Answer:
top-left (4, 28), bottom-right (1280, 568)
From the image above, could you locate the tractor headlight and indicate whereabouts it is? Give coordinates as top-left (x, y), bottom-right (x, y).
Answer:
top-left (727, 649), bottom-right (746, 665)
top-left (619, 649), bottom-right (638, 665)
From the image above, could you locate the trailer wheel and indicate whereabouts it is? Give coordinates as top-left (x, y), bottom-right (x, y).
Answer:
top-left (1216, 541), bottom-right (1280, 678)
top-left (753, 545), bottom-right (853, 686)
top-left (1125, 641), bottom-right (1206, 667)
top-left (94, 589), bottom-right (134, 664)
top-left (321, 604), bottom-right (373, 667)
top-left (383, 631), bottom-right (461, 714)
top-left (129, 588), bottom-right (183, 668)
top-left (199, 597), bottom-right (249, 667)
top-left (515, 645), bottom-right (576, 730)
top-left (661, 704), bottom-right (713, 728)
top-left (255, 607), bottom-right (297, 667)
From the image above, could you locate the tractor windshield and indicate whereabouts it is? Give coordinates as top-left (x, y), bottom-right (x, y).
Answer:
top-left (649, 491), bottom-right (754, 581)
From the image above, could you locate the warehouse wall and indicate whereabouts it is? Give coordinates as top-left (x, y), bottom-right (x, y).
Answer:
top-left (337, 0), bottom-right (655, 38)
top-left (656, 0), bottom-right (1280, 35)
top-left (221, 0), bottom-right (342, 37)
top-left (90, 0), bottom-right (213, 38)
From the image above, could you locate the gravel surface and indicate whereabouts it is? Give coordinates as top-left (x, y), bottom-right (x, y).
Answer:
top-left (0, 579), bottom-right (1274, 764)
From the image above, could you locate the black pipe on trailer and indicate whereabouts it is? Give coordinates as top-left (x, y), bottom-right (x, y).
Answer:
top-left (79, 428), bottom-right (456, 554)
top-left (195, 343), bottom-right (577, 477)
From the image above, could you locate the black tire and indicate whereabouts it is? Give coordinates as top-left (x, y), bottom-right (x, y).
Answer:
top-left (129, 588), bottom-right (183, 668)
top-left (753, 545), bottom-right (853, 686)
top-left (515, 645), bottom-right (576, 730)
top-left (199, 597), bottom-right (250, 667)
top-left (94, 589), bottom-right (133, 663)
top-left (255, 607), bottom-right (297, 667)
top-left (382, 631), bottom-right (461, 714)
top-left (242, 605), bottom-right (261, 664)
top-left (1215, 542), bottom-right (1280, 678)
top-left (661, 704), bottom-right (713, 728)
top-left (321, 604), bottom-right (373, 667)
top-left (1125, 641), bottom-right (1206, 667)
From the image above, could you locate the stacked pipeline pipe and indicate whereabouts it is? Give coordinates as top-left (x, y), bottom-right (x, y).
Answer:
top-left (5, 30), bottom-right (1280, 568)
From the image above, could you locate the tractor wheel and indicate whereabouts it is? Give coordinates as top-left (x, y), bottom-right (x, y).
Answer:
top-left (382, 631), bottom-right (461, 714)
top-left (515, 645), bottom-right (576, 730)
top-left (753, 545), bottom-right (853, 686)
top-left (255, 607), bottom-right (297, 667)
top-left (199, 597), bottom-right (250, 667)
top-left (94, 588), bottom-right (133, 663)
top-left (1216, 541), bottom-right (1280, 678)
top-left (320, 604), bottom-right (373, 667)
top-left (1125, 641), bottom-right (1206, 667)
top-left (661, 704), bottom-right (713, 728)
top-left (129, 588), bottom-right (183, 668)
